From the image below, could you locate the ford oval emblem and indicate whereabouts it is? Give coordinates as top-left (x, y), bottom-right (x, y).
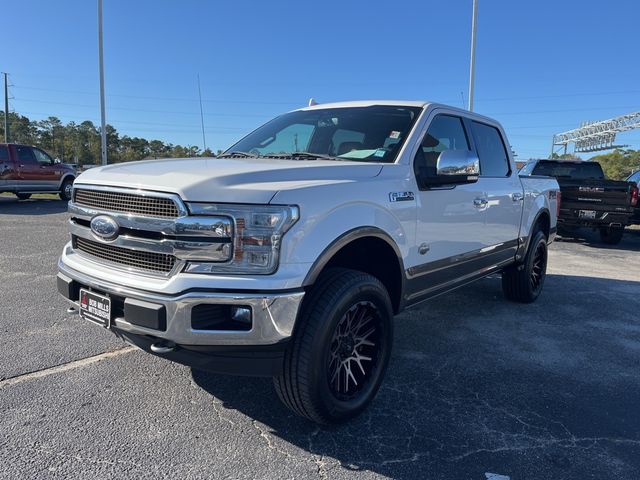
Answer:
top-left (90, 215), bottom-right (120, 240)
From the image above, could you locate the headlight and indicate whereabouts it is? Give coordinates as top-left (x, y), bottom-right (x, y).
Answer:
top-left (184, 203), bottom-right (299, 274)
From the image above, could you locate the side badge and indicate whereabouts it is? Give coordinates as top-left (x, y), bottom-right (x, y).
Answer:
top-left (389, 191), bottom-right (415, 202)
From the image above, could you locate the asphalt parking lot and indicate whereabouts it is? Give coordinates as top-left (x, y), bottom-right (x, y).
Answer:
top-left (1, 196), bottom-right (639, 480)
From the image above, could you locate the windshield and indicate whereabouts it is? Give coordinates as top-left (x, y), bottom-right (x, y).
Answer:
top-left (225, 105), bottom-right (423, 163)
top-left (532, 161), bottom-right (605, 179)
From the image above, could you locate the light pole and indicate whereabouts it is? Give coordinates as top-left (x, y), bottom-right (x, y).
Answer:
top-left (98, 0), bottom-right (107, 165)
top-left (468, 0), bottom-right (478, 112)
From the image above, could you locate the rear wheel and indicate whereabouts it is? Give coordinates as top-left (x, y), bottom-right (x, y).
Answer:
top-left (15, 193), bottom-right (31, 200)
top-left (59, 178), bottom-right (74, 201)
top-left (599, 226), bottom-right (624, 245)
top-left (274, 268), bottom-right (393, 424)
top-left (502, 229), bottom-right (548, 303)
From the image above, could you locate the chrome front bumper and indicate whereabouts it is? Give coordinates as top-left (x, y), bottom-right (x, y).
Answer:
top-left (57, 259), bottom-right (305, 346)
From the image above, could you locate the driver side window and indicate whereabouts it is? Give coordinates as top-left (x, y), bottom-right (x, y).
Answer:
top-left (414, 115), bottom-right (469, 183)
top-left (33, 148), bottom-right (53, 165)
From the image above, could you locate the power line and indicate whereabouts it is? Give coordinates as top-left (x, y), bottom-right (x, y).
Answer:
top-left (11, 85), bottom-right (302, 106)
top-left (13, 97), bottom-right (272, 118)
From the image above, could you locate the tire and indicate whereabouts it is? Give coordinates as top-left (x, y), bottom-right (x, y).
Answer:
top-left (16, 193), bottom-right (32, 200)
top-left (59, 177), bottom-right (74, 201)
top-left (599, 227), bottom-right (624, 245)
top-left (502, 229), bottom-right (548, 303)
top-left (274, 268), bottom-right (394, 424)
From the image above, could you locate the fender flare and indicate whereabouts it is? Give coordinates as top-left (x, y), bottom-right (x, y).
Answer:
top-left (302, 226), bottom-right (406, 288)
top-left (58, 173), bottom-right (76, 189)
top-left (517, 207), bottom-right (551, 261)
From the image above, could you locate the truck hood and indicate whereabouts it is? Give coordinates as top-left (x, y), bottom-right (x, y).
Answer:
top-left (75, 157), bottom-right (383, 204)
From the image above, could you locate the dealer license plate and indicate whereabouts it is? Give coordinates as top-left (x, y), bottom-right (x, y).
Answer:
top-left (79, 289), bottom-right (111, 328)
top-left (579, 210), bottom-right (596, 219)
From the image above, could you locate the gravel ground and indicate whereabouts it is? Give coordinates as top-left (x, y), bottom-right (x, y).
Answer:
top-left (1, 196), bottom-right (639, 480)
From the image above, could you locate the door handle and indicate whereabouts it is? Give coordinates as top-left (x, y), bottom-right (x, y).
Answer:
top-left (511, 192), bottom-right (524, 202)
top-left (473, 197), bottom-right (488, 208)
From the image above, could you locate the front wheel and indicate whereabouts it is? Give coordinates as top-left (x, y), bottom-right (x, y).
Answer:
top-left (599, 226), bottom-right (624, 245)
top-left (59, 178), bottom-right (74, 201)
top-left (502, 229), bottom-right (548, 303)
top-left (274, 268), bottom-right (393, 424)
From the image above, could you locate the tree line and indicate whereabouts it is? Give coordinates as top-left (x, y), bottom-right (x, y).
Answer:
top-left (0, 112), bottom-right (221, 165)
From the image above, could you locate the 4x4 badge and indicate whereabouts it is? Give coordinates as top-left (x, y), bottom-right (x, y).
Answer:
top-left (389, 191), bottom-right (415, 202)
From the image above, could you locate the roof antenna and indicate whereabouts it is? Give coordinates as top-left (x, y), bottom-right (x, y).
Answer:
top-left (308, 98), bottom-right (318, 107)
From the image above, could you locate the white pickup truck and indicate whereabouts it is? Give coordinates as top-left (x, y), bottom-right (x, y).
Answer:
top-left (57, 101), bottom-right (559, 424)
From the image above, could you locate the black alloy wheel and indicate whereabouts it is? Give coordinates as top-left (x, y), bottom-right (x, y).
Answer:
top-left (327, 300), bottom-right (383, 401)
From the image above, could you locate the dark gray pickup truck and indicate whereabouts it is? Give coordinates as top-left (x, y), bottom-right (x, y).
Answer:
top-left (520, 159), bottom-right (638, 244)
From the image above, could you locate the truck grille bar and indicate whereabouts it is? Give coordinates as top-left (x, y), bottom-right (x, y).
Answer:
top-left (74, 188), bottom-right (180, 218)
top-left (73, 236), bottom-right (176, 274)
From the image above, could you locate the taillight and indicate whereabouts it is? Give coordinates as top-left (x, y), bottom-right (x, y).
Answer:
top-left (556, 190), bottom-right (562, 217)
top-left (631, 186), bottom-right (639, 207)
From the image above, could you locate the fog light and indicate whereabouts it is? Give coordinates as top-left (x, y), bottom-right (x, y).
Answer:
top-left (231, 306), bottom-right (252, 325)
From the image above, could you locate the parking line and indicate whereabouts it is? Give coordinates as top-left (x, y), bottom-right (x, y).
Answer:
top-left (0, 346), bottom-right (136, 388)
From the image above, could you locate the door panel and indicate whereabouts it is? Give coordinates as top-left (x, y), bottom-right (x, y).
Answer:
top-left (15, 145), bottom-right (40, 190)
top-left (32, 148), bottom-right (60, 188)
top-left (414, 182), bottom-right (488, 263)
top-left (483, 175), bottom-right (522, 246)
top-left (469, 120), bottom-right (522, 248)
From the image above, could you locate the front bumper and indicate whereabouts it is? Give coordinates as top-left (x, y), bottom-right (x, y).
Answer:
top-left (57, 259), bottom-right (305, 347)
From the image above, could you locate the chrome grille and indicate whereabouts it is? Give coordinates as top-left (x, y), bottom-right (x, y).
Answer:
top-left (74, 236), bottom-right (176, 274)
top-left (74, 189), bottom-right (179, 218)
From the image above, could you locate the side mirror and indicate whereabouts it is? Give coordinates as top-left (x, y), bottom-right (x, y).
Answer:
top-left (54, 158), bottom-right (61, 164)
top-left (422, 150), bottom-right (480, 187)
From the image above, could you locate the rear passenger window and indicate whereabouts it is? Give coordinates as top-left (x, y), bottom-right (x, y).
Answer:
top-left (0, 145), bottom-right (8, 161)
top-left (472, 122), bottom-right (510, 177)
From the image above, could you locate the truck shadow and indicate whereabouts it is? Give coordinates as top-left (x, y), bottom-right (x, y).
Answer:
top-left (556, 228), bottom-right (640, 252)
top-left (0, 196), bottom-right (68, 215)
top-left (190, 273), bottom-right (640, 479)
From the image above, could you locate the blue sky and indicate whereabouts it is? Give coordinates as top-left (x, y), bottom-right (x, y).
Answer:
top-left (4, 0), bottom-right (640, 158)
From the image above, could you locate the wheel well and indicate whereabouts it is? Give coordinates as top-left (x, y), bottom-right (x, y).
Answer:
top-left (319, 236), bottom-right (403, 314)
top-left (535, 211), bottom-right (550, 238)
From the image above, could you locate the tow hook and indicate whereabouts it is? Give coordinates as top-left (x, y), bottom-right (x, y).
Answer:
top-left (150, 340), bottom-right (176, 354)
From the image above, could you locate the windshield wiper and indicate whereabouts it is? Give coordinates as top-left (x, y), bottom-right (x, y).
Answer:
top-left (217, 151), bottom-right (257, 158)
top-left (262, 152), bottom-right (343, 161)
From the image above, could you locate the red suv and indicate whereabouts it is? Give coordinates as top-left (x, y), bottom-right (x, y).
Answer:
top-left (0, 143), bottom-right (76, 200)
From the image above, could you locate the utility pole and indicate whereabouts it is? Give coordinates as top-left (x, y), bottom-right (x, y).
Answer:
top-left (197, 74), bottom-right (207, 152)
top-left (98, 0), bottom-right (108, 165)
top-left (468, 0), bottom-right (478, 111)
top-left (3, 73), bottom-right (9, 142)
